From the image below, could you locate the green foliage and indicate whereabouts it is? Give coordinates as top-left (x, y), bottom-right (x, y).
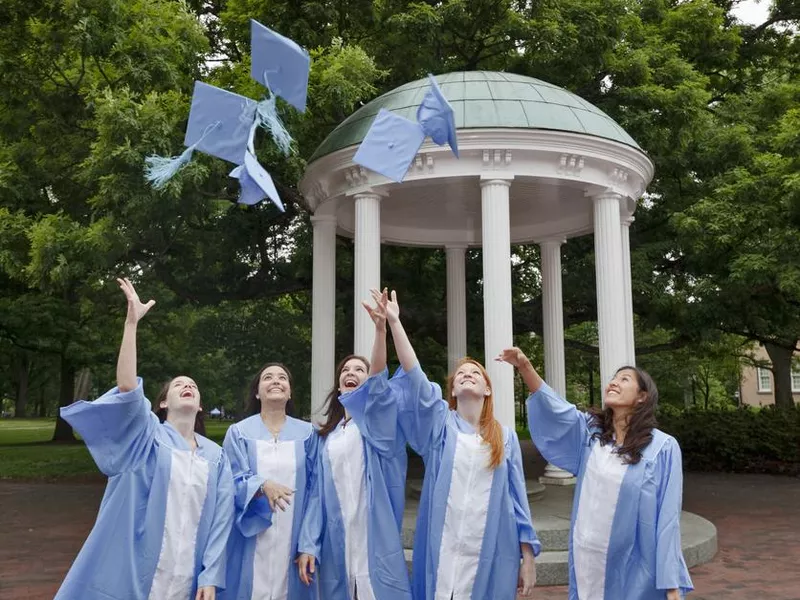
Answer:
top-left (1, 0), bottom-right (799, 438)
top-left (659, 404), bottom-right (800, 474)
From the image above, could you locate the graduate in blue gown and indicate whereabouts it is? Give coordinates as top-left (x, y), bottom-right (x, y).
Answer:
top-left (497, 347), bottom-right (694, 600)
top-left (57, 278), bottom-right (234, 600)
top-left (220, 362), bottom-right (317, 600)
top-left (297, 289), bottom-right (411, 600)
top-left (384, 291), bottom-right (540, 600)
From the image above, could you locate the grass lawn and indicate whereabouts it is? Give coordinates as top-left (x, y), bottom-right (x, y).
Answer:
top-left (0, 418), bottom-right (234, 481)
top-left (0, 418), bottom-right (98, 480)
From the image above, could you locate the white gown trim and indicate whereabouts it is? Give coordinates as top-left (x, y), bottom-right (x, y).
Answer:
top-left (435, 431), bottom-right (493, 600)
top-left (251, 437), bottom-right (297, 600)
top-left (327, 420), bottom-right (376, 600)
top-left (573, 441), bottom-right (629, 600)
top-left (149, 447), bottom-right (210, 600)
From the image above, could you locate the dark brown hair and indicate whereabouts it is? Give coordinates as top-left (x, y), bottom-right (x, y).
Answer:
top-left (153, 378), bottom-right (206, 436)
top-left (318, 354), bottom-right (370, 438)
top-left (588, 366), bottom-right (658, 465)
top-left (245, 362), bottom-right (295, 417)
top-left (446, 358), bottom-right (504, 469)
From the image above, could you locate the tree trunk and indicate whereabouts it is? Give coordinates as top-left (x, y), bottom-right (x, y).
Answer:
top-left (74, 367), bottom-right (92, 400)
top-left (52, 356), bottom-right (76, 441)
top-left (14, 352), bottom-right (30, 418)
top-left (37, 389), bottom-right (46, 417)
top-left (764, 341), bottom-right (796, 410)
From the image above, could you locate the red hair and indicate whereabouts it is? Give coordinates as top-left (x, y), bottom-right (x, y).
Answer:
top-left (445, 358), bottom-right (504, 469)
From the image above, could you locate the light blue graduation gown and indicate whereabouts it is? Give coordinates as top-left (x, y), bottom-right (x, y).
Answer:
top-left (393, 365), bottom-right (541, 600)
top-left (298, 369), bottom-right (412, 600)
top-left (527, 382), bottom-right (694, 599)
top-left (221, 414), bottom-right (317, 600)
top-left (57, 379), bottom-right (235, 600)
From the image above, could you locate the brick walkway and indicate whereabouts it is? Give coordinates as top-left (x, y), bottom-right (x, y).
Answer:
top-left (0, 473), bottom-right (797, 599)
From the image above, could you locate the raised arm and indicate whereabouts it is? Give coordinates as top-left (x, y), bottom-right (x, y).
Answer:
top-left (498, 347), bottom-right (588, 475)
top-left (362, 288), bottom-right (388, 375)
top-left (386, 290), bottom-right (418, 372)
top-left (57, 278), bottom-right (157, 476)
top-left (496, 347), bottom-right (543, 394)
top-left (116, 278), bottom-right (155, 392)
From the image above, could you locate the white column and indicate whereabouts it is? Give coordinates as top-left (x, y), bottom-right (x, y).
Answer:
top-left (541, 239), bottom-right (567, 396)
top-left (621, 216), bottom-right (635, 365)
top-left (593, 192), bottom-right (628, 389)
top-left (353, 192), bottom-right (381, 358)
top-left (480, 176), bottom-right (515, 428)
top-left (539, 239), bottom-right (576, 485)
top-left (310, 215), bottom-right (338, 422)
top-left (446, 245), bottom-right (468, 372)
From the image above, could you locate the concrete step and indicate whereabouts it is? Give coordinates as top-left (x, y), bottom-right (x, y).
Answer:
top-left (400, 481), bottom-right (718, 586)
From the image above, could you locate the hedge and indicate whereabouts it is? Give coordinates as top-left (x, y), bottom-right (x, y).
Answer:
top-left (657, 405), bottom-right (800, 475)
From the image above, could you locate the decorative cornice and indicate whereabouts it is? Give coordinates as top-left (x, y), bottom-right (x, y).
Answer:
top-left (482, 149), bottom-right (512, 169)
top-left (413, 153), bottom-right (435, 174)
top-left (344, 165), bottom-right (369, 187)
top-left (558, 154), bottom-right (585, 177)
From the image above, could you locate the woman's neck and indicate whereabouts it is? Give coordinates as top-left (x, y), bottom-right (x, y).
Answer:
top-left (261, 404), bottom-right (287, 435)
top-left (455, 394), bottom-right (483, 430)
top-left (612, 411), bottom-right (630, 446)
top-left (167, 413), bottom-right (197, 449)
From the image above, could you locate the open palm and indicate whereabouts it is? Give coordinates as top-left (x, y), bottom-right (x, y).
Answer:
top-left (386, 290), bottom-right (400, 324)
top-left (117, 278), bottom-right (155, 325)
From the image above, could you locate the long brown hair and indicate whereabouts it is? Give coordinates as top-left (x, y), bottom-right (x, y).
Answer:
top-left (153, 378), bottom-right (206, 436)
top-left (318, 354), bottom-right (370, 438)
top-left (445, 358), bottom-right (504, 469)
top-left (588, 366), bottom-right (658, 465)
top-left (245, 362), bottom-right (296, 417)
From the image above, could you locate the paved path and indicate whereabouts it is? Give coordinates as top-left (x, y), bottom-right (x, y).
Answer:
top-left (0, 473), bottom-right (797, 599)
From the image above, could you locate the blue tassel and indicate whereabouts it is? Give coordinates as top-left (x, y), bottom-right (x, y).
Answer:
top-left (144, 144), bottom-right (196, 189)
top-left (254, 95), bottom-right (293, 155)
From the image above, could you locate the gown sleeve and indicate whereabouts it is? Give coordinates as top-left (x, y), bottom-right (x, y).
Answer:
top-left (297, 436), bottom-right (324, 560)
top-left (222, 423), bottom-right (272, 537)
top-left (340, 368), bottom-right (401, 457)
top-left (59, 378), bottom-right (156, 476)
top-left (197, 452), bottom-right (236, 590)
top-left (525, 382), bottom-right (591, 475)
top-left (655, 437), bottom-right (694, 595)
top-left (507, 428), bottom-right (542, 557)
top-left (393, 364), bottom-right (449, 458)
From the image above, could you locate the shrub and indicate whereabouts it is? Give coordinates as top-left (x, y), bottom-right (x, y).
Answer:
top-left (657, 405), bottom-right (800, 474)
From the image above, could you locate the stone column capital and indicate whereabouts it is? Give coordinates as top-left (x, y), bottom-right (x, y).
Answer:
top-left (479, 174), bottom-right (514, 186)
top-left (310, 214), bottom-right (338, 225)
top-left (538, 237), bottom-right (566, 248)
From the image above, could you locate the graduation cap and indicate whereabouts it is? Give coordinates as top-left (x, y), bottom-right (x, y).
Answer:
top-left (353, 75), bottom-right (459, 183)
top-left (143, 21), bottom-right (310, 211)
top-left (250, 19), bottom-right (310, 113)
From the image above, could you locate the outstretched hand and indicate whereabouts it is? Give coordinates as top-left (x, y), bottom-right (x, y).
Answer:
top-left (385, 290), bottom-right (400, 325)
top-left (495, 347), bottom-right (530, 369)
top-left (117, 278), bottom-right (155, 326)
top-left (362, 288), bottom-right (388, 330)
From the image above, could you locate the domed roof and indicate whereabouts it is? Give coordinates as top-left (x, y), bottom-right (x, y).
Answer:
top-left (309, 71), bottom-right (640, 162)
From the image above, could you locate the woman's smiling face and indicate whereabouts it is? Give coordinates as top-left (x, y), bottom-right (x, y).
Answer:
top-left (338, 358), bottom-right (369, 394)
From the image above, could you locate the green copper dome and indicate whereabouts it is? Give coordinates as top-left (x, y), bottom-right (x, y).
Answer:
top-left (309, 71), bottom-right (640, 162)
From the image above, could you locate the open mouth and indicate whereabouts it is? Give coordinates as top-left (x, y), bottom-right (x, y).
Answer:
top-left (342, 378), bottom-right (359, 390)
top-left (180, 390), bottom-right (194, 399)
top-left (267, 386), bottom-right (284, 394)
